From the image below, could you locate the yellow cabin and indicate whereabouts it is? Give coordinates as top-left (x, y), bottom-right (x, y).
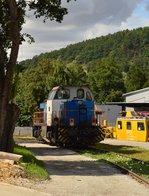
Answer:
top-left (115, 111), bottom-right (149, 142)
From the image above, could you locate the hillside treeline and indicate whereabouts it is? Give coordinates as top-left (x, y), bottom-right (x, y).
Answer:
top-left (15, 27), bottom-right (149, 125)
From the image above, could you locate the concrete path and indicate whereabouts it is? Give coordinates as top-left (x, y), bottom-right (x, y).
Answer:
top-left (20, 141), bottom-right (149, 196)
top-left (0, 182), bottom-right (51, 196)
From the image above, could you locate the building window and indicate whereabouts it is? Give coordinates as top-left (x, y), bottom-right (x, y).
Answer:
top-left (137, 122), bottom-right (145, 131)
top-left (126, 122), bottom-right (131, 130)
top-left (118, 121), bottom-right (122, 129)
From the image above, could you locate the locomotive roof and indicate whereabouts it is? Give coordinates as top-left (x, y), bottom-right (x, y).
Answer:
top-left (52, 85), bottom-right (90, 90)
top-left (106, 102), bottom-right (149, 107)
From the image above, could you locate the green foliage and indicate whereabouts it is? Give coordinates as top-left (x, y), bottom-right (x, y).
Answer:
top-left (52, 60), bottom-right (88, 86)
top-left (88, 56), bottom-right (125, 103)
top-left (125, 63), bottom-right (147, 92)
top-left (15, 59), bottom-right (55, 125)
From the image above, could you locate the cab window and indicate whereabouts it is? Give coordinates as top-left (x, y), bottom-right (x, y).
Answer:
top-left (126, 122), bottom-right (131, 130)
top-left (117, 121), bottom-right (122, 129)
top-left (86, 91), bottom-right (92, 101)
top-left (137, 122), bottom-right (145, 131)
top-left (77, 89), bottom-right (84, 99)
top-left (54, 89), bottom-right (70, 99)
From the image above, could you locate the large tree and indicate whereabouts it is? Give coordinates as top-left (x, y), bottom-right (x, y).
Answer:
top-left (0, 0), bottom-right (74, 152)
top-left (125, 63), bottom-right (147, 92)
top-left (89, 56), bottom-right (125, 103)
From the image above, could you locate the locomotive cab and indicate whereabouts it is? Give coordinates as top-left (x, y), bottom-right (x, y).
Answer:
top-left (33, 86), bottom-right (105, 147)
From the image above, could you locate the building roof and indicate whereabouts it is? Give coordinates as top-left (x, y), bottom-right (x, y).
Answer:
top-left (123, 87), bottom-right (149, 97)
top-left (106, 102), bottom-right (149, 108)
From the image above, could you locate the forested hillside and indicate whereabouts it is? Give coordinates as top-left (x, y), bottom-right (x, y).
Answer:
top-left (15, 27), bottom-right (149, 125)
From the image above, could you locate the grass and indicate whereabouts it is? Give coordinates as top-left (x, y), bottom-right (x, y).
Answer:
top-left (78, 144), bottom-right (149, 179)
top-left (93, 143), bottom-right (149, 161)
top-left (14, 144), bottom-right (49, 180)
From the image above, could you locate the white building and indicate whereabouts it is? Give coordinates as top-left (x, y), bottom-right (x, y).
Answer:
top-left (123, 87), bottom-right (149, 103)
top-left (102, 87), bottom-right (149, 125)
top-left (123, 87), bottom-right (149, 111)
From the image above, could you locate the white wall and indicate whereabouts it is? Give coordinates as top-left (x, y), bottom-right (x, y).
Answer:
top-left (125, 91), bottom-right (149, 103)
top-left (14, 127), bottom-right (32, 136)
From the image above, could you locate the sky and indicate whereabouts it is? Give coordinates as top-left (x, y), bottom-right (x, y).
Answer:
top-left (18, 0), bottom-right (149, 61)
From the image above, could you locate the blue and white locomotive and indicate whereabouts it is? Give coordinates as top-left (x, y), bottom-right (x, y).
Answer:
top-left (32, 86), bottom-right (105, 147)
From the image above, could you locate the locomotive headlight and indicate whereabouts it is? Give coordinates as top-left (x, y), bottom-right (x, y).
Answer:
top-left (78, 100), bottom-right (83, 105)
top-left (70, 118), bottom-right (75, 126)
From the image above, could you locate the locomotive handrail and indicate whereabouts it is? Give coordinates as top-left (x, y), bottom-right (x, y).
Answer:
top-left (33, 111), bottom-right (45, 125)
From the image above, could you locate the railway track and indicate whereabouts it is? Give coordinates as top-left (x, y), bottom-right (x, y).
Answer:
top-left (75, 147), bottom-right (149, 186)
top-left (104, 159), bottom-right (149, 186)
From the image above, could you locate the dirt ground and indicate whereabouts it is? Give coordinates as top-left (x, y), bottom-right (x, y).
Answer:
top-left (0, 139), bottom-right (149, 196)
top-left (0, 160), bottom-right (25, 180)
top-left (0, 159), bottom-right (31, 184)
top-left (0, 159), bottom-right (49, 190)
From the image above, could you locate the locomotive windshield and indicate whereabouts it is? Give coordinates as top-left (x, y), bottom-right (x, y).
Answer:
top-left (48, 88), bottom-right (70, 100)
top-left (54, 89), bottom-right (70, 99)
top-left (77, 89), bottom-right (84, 99)
top-left (86, 91), bottom-right (92, 101)
top-left (48, 86), bottom-right (93, 101)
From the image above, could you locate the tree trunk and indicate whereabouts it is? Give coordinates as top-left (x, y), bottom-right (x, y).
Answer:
top-left (0, 104), bottom-right (20, 152)
top-left (0, 0), bottom-right (20, 152)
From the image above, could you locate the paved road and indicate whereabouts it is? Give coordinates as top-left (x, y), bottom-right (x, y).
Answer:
top-left (101, 138), bottom-right (149, 150)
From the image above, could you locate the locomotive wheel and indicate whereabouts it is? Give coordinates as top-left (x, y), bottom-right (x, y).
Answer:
top-left (47, 126), bottom-right (59, 146)
top-left (33, 126), bottom-right (41, 139)
top-left (47, 131), bottom-right (54, 145)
